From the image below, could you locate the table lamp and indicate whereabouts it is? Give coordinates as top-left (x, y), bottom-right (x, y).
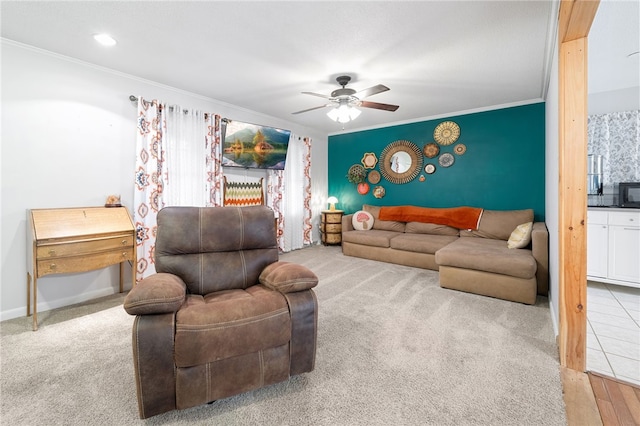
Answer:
top-left (327, 196), bottom-right (338, 211)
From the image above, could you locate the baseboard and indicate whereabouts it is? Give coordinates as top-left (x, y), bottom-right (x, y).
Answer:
top-left (549, 293), bottom-right (559, 338)
top-left (0, 287), bottom-right (121, 322)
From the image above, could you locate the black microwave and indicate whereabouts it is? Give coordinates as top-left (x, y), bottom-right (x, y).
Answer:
top-left (619, 182), bottom-right (640, 208)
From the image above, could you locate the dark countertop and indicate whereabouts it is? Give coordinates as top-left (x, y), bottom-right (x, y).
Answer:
top-left (588, 206), bottom-right (640, 212)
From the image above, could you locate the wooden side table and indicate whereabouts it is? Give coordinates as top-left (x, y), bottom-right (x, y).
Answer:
top-left (321, 210), bottom-right (344, 245)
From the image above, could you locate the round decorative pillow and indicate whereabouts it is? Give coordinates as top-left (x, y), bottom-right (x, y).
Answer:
top-left (352, 210), bottom-right (375, 231)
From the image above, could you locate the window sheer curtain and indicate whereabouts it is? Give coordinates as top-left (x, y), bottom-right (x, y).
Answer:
top-left (134, 97), bottom-right (223, 281)
top-left (267, 134), bottom-right (313, 252)
top-left (588, 110), bottom-right (640, 184)
top-left (163, 106), bottom-right (207, 206)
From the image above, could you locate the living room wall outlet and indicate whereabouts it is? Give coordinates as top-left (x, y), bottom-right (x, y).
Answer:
top-left (328, 102), bottom-right (546, 221)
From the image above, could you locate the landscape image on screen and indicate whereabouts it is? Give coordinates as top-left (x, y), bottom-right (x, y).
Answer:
top-left (222, 121), bottom-right (291, 170)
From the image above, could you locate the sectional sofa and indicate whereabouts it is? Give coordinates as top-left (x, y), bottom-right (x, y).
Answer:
top-left (341, 204), bottom-right (548, 305)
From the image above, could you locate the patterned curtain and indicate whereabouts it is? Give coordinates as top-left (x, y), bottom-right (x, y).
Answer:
top-left (588, 110), bottom-right (640, 184)
top-left (302, 137), bottom-right (313, 245)
top-left (206, 113), bottom-right (224, 206)
top-left (266, 170), bottom-right (285, 251)
top-left (133, 98), bottom-right (166, 282)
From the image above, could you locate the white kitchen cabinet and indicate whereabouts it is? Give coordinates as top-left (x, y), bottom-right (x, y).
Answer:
top-left (587, 210), bottom-right (608, 278)
top-left (607, 211), bottom-right (640, 285)
top-left (588, 208), bottom-right (640, 288)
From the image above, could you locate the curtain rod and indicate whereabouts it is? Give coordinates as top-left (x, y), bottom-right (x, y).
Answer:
top-left (129, 95), bottom-right (205, 115)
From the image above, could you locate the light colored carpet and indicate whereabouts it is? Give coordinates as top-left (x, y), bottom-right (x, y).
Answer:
top-left (1, 245), bottom-right (566, 425)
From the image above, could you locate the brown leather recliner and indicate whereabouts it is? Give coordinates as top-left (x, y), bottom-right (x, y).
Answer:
top-left (123, 206), bottom-right (318, 419)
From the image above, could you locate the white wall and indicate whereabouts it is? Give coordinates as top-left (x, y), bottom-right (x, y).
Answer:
top-left (1, 40), bottom-right (328, 321)
top-left (545, 37), bottom-right (560, 336)
top-left (589, 86), bottom-right (640, 115)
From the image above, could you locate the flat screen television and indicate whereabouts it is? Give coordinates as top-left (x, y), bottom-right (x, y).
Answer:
top-left (222, 120), bottom-right (291, 170)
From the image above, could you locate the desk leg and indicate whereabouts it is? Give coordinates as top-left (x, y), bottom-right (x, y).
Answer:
top-left (26, 272), bottom-right (31, 316)
top-left (33, 276), bottom-right (38, 331)
top-left (132, 253), bottom-right (137, 288)
top-left (119, 262), bottom-right (124, 293)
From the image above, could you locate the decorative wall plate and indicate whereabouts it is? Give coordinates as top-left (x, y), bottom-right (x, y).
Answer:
top-left (424, 163), bottom-right (436, 174)
top-left (454, 143), bottom-right (467, 155)
top-left (438, 153), bottom-right (455, 167)
top-left (368, 170), bottom-right (381, 184)
top-left (433, 121), bottom-right (460, 145)
top-left (357, 182), bottom-right (370, 195)
top-left (361, 152), bottom-right (378, 169)
top-left (423, 143), bottom-right (440, 158)
top-left (373, 185), bottom-right (386, 199)
top-left (347, 164), bottom-right (367, 184)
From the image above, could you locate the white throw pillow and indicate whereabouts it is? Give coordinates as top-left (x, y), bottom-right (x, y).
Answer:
top-left (352, 210), bottom-right (375, 231)
top-left (507, 222), bottom-right (533, 249)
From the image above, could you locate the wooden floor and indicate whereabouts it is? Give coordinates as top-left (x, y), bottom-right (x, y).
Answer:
top-left (562, 369), bottom-right (640, 426)
top-left (562, 367), bottom-right (603, 426)
top-left (588, 372), bottom-right (640, 426)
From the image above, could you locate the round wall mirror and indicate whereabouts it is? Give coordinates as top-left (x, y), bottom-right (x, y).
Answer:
top-left (379, 140), bottom-right (423, 184)
top-left (390, 151), bottom-right (411, 173)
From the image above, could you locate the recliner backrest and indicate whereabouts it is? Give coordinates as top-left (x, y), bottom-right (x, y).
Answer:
top-left (154, 206), bottom-right (278, 295)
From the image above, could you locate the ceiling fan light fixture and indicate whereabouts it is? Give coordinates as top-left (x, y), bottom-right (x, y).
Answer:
top-left (327, 104), bottom-right (361, 123)
top-left (294, 74), bottom-right (398, 120)
top-left (349, 106), bottom-right (361, 121)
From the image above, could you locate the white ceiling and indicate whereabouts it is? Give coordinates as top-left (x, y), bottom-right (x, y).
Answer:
top-left (588, 0), bottom-right (640, 95)
top-left (1, 1), bottom-right (638, 135)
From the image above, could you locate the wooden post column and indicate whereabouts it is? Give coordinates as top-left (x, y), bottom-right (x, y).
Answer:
top-left (557, 0), bottom-right (599, 371)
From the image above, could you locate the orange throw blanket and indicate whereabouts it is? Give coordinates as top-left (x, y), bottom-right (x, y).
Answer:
top-left (378, 206), bottom-right (483, 230)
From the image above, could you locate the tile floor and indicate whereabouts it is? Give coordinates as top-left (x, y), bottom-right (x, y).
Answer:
top-left (587, 281), bottom-right (640, 386)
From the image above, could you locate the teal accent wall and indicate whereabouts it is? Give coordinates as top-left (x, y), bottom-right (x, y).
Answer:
top-left (328, 102), bottom-right (545, 221)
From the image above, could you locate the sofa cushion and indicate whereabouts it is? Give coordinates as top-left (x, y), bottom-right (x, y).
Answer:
top-left (390, 233), bottom-right (458, 254)
top-left (435, 237), bottom-right (537, 279)
top-left (342, 229), bottom-right (399, 248)
top-left (507, 222), bottom-right (533, 249)
top-left (363, 204), bottom-right (406, 232)
top-left (174, 285), bottom-right (291, 368)
top-left (352, 210), bottom-right (375, 230)
top-left (405, 221), bottom-right (460, 236)
top-left (459, 209), bottom-right (534, 241)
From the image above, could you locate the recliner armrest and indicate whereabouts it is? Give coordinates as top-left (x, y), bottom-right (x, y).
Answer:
top-left (259, 261), bottom-right (318, 293)
top-left (124, 273), bottom-right (187, 315)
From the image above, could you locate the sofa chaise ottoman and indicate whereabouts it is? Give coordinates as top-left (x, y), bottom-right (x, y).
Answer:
top-left (342, 205), bottom-right (548, 304)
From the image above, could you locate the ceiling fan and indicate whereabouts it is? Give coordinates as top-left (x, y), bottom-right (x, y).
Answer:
top-left (292, 75), bottom-right (399, 120)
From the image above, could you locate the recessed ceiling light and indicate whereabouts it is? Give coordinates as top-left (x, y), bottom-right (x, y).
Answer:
top-left (93, 33), bottom-right (116, 47)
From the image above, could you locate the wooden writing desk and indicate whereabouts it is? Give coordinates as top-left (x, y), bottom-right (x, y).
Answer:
top-left (26, 207), bottom-right (136, 331)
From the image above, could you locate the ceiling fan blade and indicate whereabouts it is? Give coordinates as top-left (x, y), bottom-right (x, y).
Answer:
top-left (355, 84), bottom-right (389, 99)
top-left (301, 91), bottom-right (331, 99)
top-left (292, 104), bottom-right (330, 115)
top-left (360, 100), bottom-right (399, 112)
